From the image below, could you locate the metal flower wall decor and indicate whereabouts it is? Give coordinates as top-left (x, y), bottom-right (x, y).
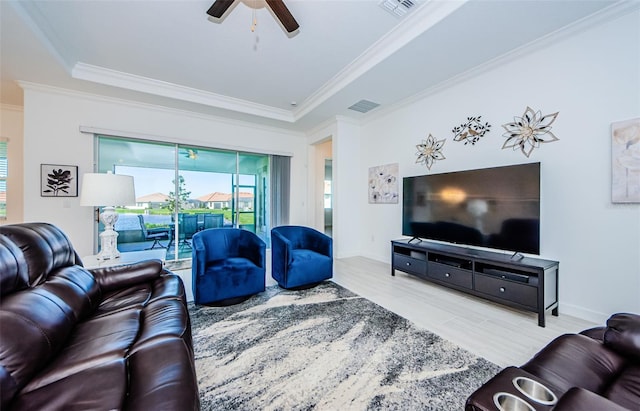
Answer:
top-left (415, 134), bottom-right (446, 170)
top-left (502, 106), bottom-right (559, 157)
top-left (452, 116), bottom-right (491, 145)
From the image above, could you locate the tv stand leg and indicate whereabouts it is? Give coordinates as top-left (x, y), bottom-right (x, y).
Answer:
top-left (391, 268), bottom-right (395, 276)
top-left (552, 307), bottom-right (559, 316)
top-left (538, 311), bottom-right (546, 328)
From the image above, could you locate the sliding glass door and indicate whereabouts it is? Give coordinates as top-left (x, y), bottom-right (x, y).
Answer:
top-left (96, 136), bottom-right (271, 260)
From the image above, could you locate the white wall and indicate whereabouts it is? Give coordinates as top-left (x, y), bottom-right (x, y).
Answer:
top-left (332, 118), bottom-right (364, 258)
top-left (0, 104), bottom-right (24, 224)
top-left (21, 86), bottom-right (308, 258)
top-left (356, 10), bottom-right (640, 323)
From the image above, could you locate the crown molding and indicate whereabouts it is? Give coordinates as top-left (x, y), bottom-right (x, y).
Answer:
top-left (16, 81), bottom-right (304, 137)
top-left (71, 63), bottom-right (296, 123)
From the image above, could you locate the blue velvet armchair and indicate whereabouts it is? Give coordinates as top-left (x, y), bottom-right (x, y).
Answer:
top-left (192, 228), bottom-right (266, 305)
top-left (271, 225), bottom-right (333, 289)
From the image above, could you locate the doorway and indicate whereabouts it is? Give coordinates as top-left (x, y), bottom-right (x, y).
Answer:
top-left (324, 159), bottom-right (332, 236)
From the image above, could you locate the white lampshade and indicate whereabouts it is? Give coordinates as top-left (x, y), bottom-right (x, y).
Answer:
top-left (80, 173), bottom-right (136, 206)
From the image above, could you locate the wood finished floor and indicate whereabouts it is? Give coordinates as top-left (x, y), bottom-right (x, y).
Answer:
top-left (179, 255), bottom-right (597, 368)
top-left (329, 256), bottom-right (597, 368)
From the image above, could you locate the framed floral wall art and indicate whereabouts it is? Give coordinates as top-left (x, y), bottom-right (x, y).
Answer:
top-left (41, 164), bottom-right (78, 197)
top-left (612, 118), bottom-right (640, 203)
top-left (368, 163), bottom-right (399, 204)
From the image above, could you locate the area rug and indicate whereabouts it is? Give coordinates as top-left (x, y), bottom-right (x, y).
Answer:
top-left (189, 282), bottom-right (500, 410)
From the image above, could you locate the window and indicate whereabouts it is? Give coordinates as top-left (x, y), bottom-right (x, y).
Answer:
top-left (0, 139), bottom-right (7, 220)
top-left (95, 136), bottom-right (286, 261)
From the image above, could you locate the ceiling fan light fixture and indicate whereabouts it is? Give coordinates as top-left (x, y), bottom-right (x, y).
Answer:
top-left (208, 0), bottom-right (299, 34)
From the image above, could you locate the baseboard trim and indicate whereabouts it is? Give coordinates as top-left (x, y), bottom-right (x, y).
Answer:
top-left (559, 303), bottom-right (608, 325)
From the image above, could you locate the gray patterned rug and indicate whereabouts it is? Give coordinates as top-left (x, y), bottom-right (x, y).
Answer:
top-left (189, 281), bottom-right (499, 410)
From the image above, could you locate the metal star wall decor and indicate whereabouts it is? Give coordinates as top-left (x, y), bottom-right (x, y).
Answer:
top-left (452, 116), bottom-right (491, 145)
top-left (415, 134), bottom-right (446, 170)
top-left (502, 106), bottom-right (559, 157)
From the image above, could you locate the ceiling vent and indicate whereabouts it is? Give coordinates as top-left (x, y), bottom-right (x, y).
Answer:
top-left (348, 100), bottom-right (381, 113)
top-left (380, 0), bottom-right (416, 17)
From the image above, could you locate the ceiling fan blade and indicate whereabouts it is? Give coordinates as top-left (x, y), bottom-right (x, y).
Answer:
top-left (265, 0), bottom-right (299, 33)
top-left (207, 0), bottom-right (235, 18)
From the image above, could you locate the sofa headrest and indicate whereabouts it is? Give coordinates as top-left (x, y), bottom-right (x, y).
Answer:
top-left (604, 312), bottom-right (640, 361)
top-left (0, 223), bottom-right (78, 286)
top-left (0, 235), bottom-right (29, 296)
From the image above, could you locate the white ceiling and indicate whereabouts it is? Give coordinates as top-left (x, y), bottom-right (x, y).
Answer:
top-left (0, 0), bottom-right (626, 131)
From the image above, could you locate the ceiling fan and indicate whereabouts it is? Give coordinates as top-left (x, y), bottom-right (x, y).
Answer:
top-left (181, 149), bottom-right (198, 160)
top-left (206, 0), bottom-right (300, 34)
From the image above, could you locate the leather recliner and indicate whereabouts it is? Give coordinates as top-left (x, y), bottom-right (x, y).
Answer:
top-left (466, 312), bottom-right (640, 410)
top-left (0, 222), bottom-right (200, 410)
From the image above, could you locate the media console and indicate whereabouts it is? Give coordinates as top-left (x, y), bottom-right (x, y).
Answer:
top-left (391, 239), bottom-right (559, 327)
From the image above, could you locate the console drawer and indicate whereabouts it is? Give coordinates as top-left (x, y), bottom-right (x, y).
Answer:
top-left (427, 262), bottom-right (472, 289)
top-left (475, 274), bottom-right (537, 309)
top-left (394, 254), bottom-right (427, 276)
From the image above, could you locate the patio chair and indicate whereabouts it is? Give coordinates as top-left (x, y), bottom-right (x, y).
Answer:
top-left (137, 215), bottom-right (169, 249)
top-left (203, 213), bottom-right (224, 229)
top-left (179, 214), bottom-right (199, 248)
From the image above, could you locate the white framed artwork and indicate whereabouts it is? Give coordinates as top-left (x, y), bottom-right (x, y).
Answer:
top-left (368, 163), bottom-right (399, 204)
top-left (612, 118), bottom-right (640, 203)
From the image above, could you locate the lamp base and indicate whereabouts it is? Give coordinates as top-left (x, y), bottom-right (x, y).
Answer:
top-left (97, 229), bottom-right (120, 260)
top-left (97, 206), bottom-right (121, 260)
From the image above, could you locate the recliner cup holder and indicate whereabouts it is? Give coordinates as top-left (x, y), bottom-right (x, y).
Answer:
top-left (493, 392), bottom-right (535, 411)
top-left (512, 376), bottom-right (558, 405)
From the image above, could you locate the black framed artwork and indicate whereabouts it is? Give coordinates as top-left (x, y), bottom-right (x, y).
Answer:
top-left (40, 164), bottom-right (78, 197)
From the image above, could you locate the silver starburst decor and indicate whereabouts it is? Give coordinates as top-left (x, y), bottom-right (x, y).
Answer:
top-left (502, 106), bottom-right (559, 157)
top-left (452, 116), bottom-right (491, 145)
top-left (415, 134), bottom-right (446, 170)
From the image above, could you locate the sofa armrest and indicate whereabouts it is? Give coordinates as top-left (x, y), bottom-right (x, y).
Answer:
top-left (554, 387), bottom-right (629, 411)
top-left (604, 313), bottom-right (640, 361)
top-left (521, 334), bottom-right (626, 396)
top-left (90, 259), bottom-right (163, 293)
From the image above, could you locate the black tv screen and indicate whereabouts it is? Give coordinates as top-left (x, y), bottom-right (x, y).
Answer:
top-left (402, 163), bottom-right (540, 254)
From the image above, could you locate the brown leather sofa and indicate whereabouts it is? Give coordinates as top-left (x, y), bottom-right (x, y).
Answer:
top-left (0, 223), bottom-right (200, 410)
top-left (466, 312), bottom-right (640, 410)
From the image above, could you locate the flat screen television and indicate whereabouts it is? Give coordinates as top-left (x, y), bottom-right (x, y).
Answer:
top-left (402, 163), bottom-right (540, 255)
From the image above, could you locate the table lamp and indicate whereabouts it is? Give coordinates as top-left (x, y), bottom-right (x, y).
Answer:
top-left (80, 172), bottom-right (136, 260)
